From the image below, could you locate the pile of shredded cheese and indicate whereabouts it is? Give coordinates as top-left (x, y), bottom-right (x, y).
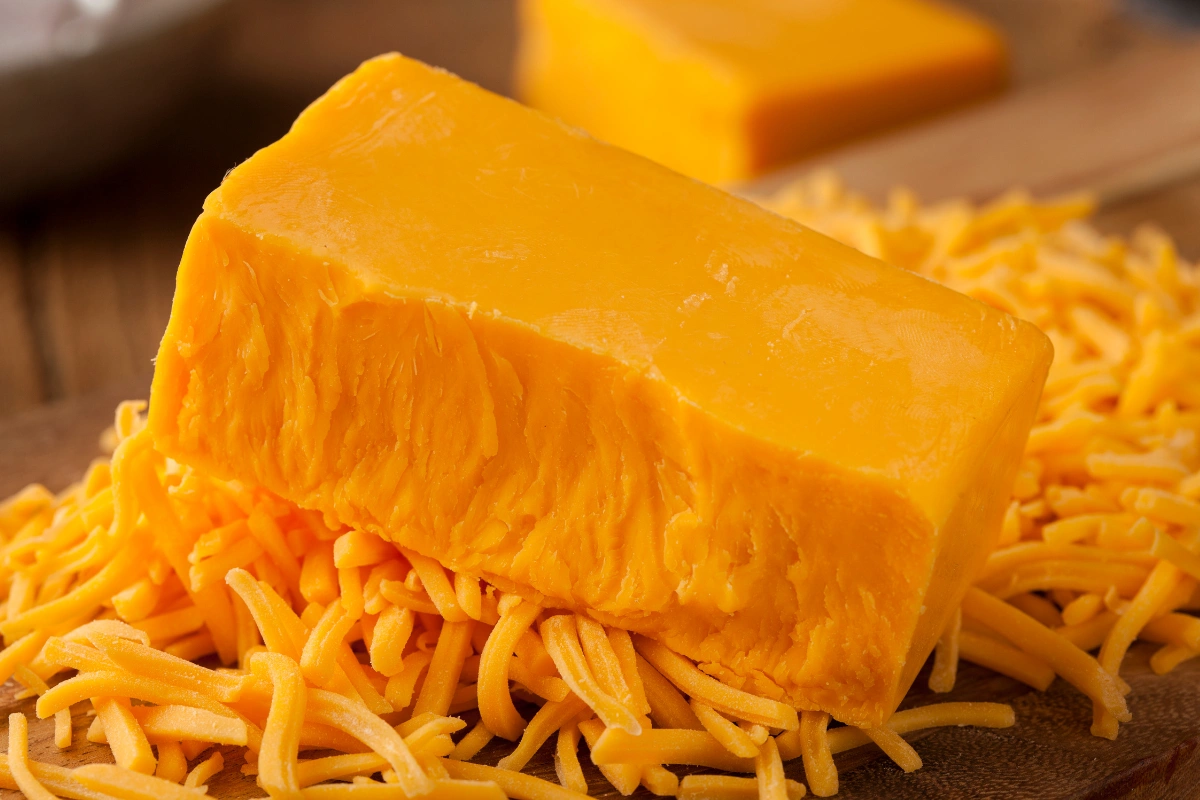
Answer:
top-left (0, 172), bottom-right (1197, 799)
top-left (765, 172), bottom-right (1200, 740)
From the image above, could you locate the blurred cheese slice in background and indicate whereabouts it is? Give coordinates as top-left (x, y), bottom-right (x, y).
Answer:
top-left (517, 0), bottom-right (1007, 183)
top-left (150, 53), bottom-right (1049, 726)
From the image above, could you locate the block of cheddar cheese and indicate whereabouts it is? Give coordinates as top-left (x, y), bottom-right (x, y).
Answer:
top-left (517, 0), bottom-right (1007, 184)
top-left (149, 53), bottom-right (1050, 726)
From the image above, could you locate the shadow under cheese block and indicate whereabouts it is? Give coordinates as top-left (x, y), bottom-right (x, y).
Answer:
top-left (517, 0), bottom-right (1007, 184)
top-left (149, 53), bottom-right (1050, 727)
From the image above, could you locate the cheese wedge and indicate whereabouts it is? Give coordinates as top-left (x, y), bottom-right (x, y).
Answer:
top-left (149, 53), bottom-right (1050, 726)
top-left (517, 0), bottom-right (1007, 183)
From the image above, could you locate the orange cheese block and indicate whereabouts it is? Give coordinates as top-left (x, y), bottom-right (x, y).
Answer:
top-left (149, 53), bottom-right (1050, 726)
top-left (516, 0), bottom-right (1007, 183)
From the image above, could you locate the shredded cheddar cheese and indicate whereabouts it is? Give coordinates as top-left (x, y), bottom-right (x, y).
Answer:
top-left (450, 720), bottom-right (495, 762)
top-left (692, 700), bottom-right (762, 759)
top-left (257, 651), bottom-right (307, 798)
top-left (756, 736), bottom-right (790, 800)
top-left (300, 601), bottom-right (358, 687)
top-left (156, 742), bottom-right (188, 784)
top-left (184, 749), bottom-right (224, 788)
top-left (553, 722), bottom-right (589, 794)
top-left (797, 711), bottom-right (838, 798)
top-left (12, 664), bottom-right (72, 750)
top-left (589, 726), bottom-right (754, 773)
top-left (956, 629), bottom-right (1056, 690)
top-left (369, 605), bottom-right (414, 678)
top-left (71, 763), bottom-right (206, 800)
top-left (497, 694), bottom-right (589, 773)
top-left (479, 599), bottom-right (543, 741)
top-left (679, 774), bottom-right (807, 800)
top-left (92, 697), bottom-right (156, 774)
top-left (542, 615), bottom-right (642, 736)
top-left (861, 727), bottom-right (922, 773)
top-left (928, 607), bottom-right (962, 693)
top-left (579, 716), bottom-right (666, 794)
top-left (412, 619), bottom-right (474, 718)
top-left (132, 705), bottom-right (249, 747)
top-left (8, 712), bottom-right (56, 800)
top-left (1, 175), bottom-right (1197, 797)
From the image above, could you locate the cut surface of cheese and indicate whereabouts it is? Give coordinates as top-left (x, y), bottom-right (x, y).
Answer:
top-left (149, 53), bottom-right (1050, 726)
top-left (516, 0), bottom-right (1007, 183)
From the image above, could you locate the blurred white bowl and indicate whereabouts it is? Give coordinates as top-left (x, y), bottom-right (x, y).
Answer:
top-left (0, 0), bottom-right (231, 203)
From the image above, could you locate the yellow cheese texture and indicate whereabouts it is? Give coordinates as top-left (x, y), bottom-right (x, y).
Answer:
top-left (150, 54), bottom-right (1049, 726)
top-left (517, 0), bottom-right (1007, 183)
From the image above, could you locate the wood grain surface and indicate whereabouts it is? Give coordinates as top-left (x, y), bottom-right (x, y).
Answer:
top-left (750, 41), bottom-right (1200, 204)
top-left (0, 228), bottom-right (43, 417)
top-left (2, 386), bottom-right (1200, 798)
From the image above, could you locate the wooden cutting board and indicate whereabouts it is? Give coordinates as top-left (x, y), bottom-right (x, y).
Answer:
top-left (5, 40), bottom-right (1200, 800)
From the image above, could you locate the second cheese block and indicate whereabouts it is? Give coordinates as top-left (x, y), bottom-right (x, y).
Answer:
top-left (517, 0), bottom-right (1007, 183)
top-left (149, 54), bottom-right (1051, 726)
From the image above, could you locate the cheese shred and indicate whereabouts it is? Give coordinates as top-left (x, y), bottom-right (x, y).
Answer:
top-left (797, 711), bottom-right (838, 798)
top-left (8, 712), bottom-right (56, 800)
top-left (479, 598), bottom-right (542, 740)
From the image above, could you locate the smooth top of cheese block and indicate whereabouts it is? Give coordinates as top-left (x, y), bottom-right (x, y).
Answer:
top-left (517, 0), bottom-right (1006, 182)
top-left (204, 55), bottom-right (1026, 529)
top-left (151, 53), bottom-right (1050, 725)
top-left (581, 0), bottom-right (1003, 94)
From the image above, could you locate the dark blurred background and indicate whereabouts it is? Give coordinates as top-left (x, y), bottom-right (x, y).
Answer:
top-left (1, 0), bottom-right (1198, 421)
